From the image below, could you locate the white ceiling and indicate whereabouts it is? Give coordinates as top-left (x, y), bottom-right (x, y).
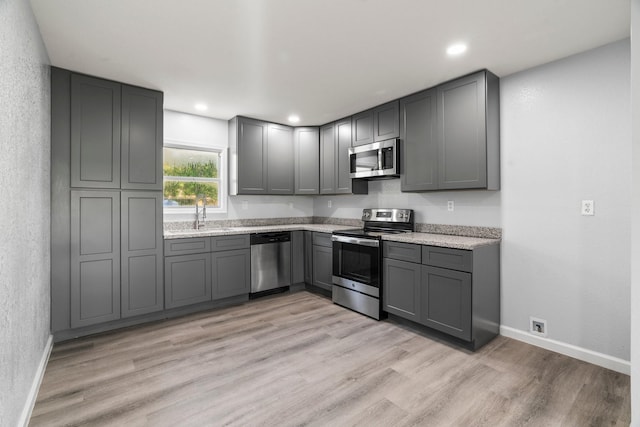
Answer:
top-left (29, 0), bottom-right (629, 126)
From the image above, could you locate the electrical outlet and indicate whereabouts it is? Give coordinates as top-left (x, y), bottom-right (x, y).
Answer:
top-left (242, 200), bottom-right (248, 210)
top-left (447, 201), bottom-right (454, 212)
top-left (328, 200), bottom-right (332, 208)
top-left (530, 316), bottom-right (547, 337)
top-left (581, 200), bottom-right (594, 216)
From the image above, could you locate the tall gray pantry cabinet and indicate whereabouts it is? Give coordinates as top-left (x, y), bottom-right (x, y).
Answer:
top-left (51, 68), bottom-right (164, 337)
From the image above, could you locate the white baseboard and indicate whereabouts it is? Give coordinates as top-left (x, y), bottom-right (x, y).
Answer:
top-left (500, 326), bottom-right (630, 375)
top-left (18, 334), bottom-right (53, 427)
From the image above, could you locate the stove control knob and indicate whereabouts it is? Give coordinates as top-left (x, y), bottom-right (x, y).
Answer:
top-left (363, 212), bottom-right (371, 218)
top-left (398, 213), bottom-right (404, 219)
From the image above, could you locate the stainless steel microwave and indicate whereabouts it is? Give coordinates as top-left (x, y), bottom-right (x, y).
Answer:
top-left (348, 139), bottom-right (399, 179)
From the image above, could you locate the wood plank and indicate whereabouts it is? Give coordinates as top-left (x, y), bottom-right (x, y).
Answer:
top-left (30, 291), bottom-right (630, 426)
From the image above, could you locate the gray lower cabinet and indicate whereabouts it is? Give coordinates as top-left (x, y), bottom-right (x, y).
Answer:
top-left (121, 191), bottom-right (164, 318)
top-left (164, 234), bottom-right (251, 308)
top-left (303, 231), bottom-right (313, 284)
top-left (312, 245), bottom-right (333, 291)
top-left (212, 249), bottom-right (250, 299)
top-left (291, 231), bottom-right (305, 284)
top-left (421, 265), bottom-right (471, 340)
top-left (383, 240), bottom-right (500, 349)
top-left (164, 253), bottom-right (212, 308)
top-left (400, 70), bottom-right (500, 192)
top-left (383, 258), bottom-right (420, 322)
top-left (311, 232), bottom-right (333, 291)
top-left (70, 190), bottom-right (121, 328)
top-left (294, 127), bottom-right (320, 194)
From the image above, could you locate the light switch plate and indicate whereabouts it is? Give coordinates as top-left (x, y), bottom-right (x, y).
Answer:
top-left (447, 201), bottom-right (454, 212)
top-left (581, 200), bottom-right (594, 216)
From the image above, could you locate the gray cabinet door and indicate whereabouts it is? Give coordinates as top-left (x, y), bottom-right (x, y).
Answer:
top-left (71, 74), bottom-right (121, 189)
top-left (437, 71), bottom-right (487, 189)
top-left (291, 231), bottom-right (304, 284)
top-left (164, 253), bottom-right (212, 308)
top-left (400, 88), bottom-right (438, 191)
top-left (237, 117), bottom-right (268, 194)
top-left (421, 265), bottom-right (472, 341)
top-left (351, 109), bottom-right (374, 146)
top-left (294, 127), bottom-right (320, 194)
top-left (373, 100), bottom-right (399, 142)
top-left (319, 123), bottom-right (336, 194)
top-left (70, 191), bottom-right (121, 328)
top-left (312, 245), bottom-right (333, 291)
top-left (121, 85), bottom-right (163, 190)
top-left (121, 191), bottom-right (163, 318)
top-left (212, 249), bottom-right (250, 299)
top-left (383, 258), bottom-right (421, 322)
top-left (335, 118), bottom-right (353, 194)
top-left (303, 231), bottom-right (313, 284)
top-left (267, 123), bottom-right (294, 194)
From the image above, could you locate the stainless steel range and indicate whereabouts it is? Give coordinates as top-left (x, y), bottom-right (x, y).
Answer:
top-left (331, 208), bottom-right (414, 319)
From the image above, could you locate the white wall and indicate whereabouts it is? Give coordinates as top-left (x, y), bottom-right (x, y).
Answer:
top-left (163, 110), bottom-right (314, 221)
top-left (0, 0), bottom-right (51, 425)
top-left (501, 39), bottom-right (631, 361)
top-left (313, 179), bottom-right (502, 226)
top-left (630, 1), bottom-right (639, 424)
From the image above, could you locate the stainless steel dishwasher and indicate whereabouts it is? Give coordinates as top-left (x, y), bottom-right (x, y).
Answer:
top-left (250, 232), bottom-right (292, 294)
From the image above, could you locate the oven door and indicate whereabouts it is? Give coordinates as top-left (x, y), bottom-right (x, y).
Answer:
top-left (331, 235), bottom-right (380, 297)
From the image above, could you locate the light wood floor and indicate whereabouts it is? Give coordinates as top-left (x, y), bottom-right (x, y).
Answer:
top-left (31, 291), bottom-right (630, 426)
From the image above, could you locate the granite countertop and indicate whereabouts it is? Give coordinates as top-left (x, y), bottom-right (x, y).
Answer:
top-left (165, 222), bottom-right (501, 250)
top-left (163, 223), bottom-right (356, 239)
top-left (381, 232), bottom-right (500, 250)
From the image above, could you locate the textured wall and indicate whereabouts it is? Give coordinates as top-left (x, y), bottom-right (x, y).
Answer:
top-left (501, 39), bottom-right (631, 360)
top-left (0, 0), bottom-right (51, 425)
top-left (631, 1), bottom-right (640, 423)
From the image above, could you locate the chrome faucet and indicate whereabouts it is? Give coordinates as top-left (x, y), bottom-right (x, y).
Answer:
top-left (195, 194), bottom-right (207, 229)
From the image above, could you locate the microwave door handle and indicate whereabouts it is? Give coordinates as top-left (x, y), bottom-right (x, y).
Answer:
top-left (377, 148), bottom-right (383, 170)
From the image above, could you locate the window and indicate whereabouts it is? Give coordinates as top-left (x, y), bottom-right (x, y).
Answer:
top-left (163, 140), bottom-right (227, 213)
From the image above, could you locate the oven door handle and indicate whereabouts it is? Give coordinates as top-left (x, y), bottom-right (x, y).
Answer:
top-left (331, 235), bottom-right (380, 248)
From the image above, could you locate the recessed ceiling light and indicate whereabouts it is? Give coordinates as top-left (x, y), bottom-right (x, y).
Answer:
top-left (288, 115), bottom-right (300, 123)
top-left (194, 103), bottom-right (207, 111)
top-left (446, 43), bottom-right (467, 56)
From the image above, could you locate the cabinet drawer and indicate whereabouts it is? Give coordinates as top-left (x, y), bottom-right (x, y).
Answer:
top-left (422, 246), bottom-right (472, 272)
top-left (312, 232), bottom-right (332, 247)
top-left (164, 237), bottom-right (211, 256)
top-left (211, 234), bottom-right (250, 252)
top-left (383, 241), bottom-right (421, 263)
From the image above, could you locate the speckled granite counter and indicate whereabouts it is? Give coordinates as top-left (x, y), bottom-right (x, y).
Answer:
top-left (381, 232), bottom-right (500, 250)
top-left (163, 223), bottom-right (356, 239)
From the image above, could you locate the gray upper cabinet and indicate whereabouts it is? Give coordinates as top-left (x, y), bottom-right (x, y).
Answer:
top-left (121, 191), bottom-right (163, 318)
top-left (351, 109), bottom-right (374, 147)
top-left (352, 100), bottom-right (399, 146)
top-left (267, 123), bottom-right (294, 194)
top-left (319, 123), bottom-right (336, 194)
top-left (294, 127), bottom-right (319, 194)
top-left (71, 74), bottom-right (121, 189)
top-left (70, 190), bottom-right (121, 328)
top-left (230, 117), bottom-right (294, 195)
top-left (401, 70), bottom-right (500, 192)
top-left (236, 117), bottom-right (268, 194)
top-left (373, 100), bottom-right (399, 142)
top-left (400, 89), bottom-right (438, 191)
top-left (121, 85), bottom-right (163, 190)
top-left (320, 119), bottom-right (367, 195)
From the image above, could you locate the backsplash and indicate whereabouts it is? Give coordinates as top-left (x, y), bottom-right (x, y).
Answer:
top-left (164, 216), bottom-right (501, 239)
